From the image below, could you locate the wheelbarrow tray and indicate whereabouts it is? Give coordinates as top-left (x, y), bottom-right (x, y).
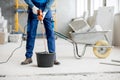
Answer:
top-left (69, 30), bottom-right (110, 45)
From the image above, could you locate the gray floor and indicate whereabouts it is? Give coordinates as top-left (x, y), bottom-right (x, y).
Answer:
top-left (0, 38), bottom-right (120, 80)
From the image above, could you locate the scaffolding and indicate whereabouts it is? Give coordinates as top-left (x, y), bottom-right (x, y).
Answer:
top-left (14, 0), bottom-right (57, 33)
top-left (14, 0), bottom-right (27, 33)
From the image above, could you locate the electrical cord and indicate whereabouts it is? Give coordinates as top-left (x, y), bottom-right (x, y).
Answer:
top-left (0, 40), bottom-right (23, 64)
top-left (0, 25), bottom-right (27, 64)
top-left (0, 0), bottom-right (27, 64)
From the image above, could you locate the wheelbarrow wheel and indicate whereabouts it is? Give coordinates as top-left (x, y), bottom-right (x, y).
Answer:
top-left (93, 40), bottom-right (112, 58)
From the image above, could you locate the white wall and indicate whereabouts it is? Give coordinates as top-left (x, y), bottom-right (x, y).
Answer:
top-left (114, 13), bottom-right (120, 46)
top-left (95, 7), bottom-right (114, 44)
top-left (0, 0), bottom-right (76, 36)
top-left (56, 0), bottom-right (76, 36)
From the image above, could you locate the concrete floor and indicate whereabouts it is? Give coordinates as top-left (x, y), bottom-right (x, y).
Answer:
top-left (0, 38), bottom-right (120, 80)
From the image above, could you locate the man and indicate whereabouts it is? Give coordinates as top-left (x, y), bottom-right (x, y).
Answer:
top-left (21, 0), bottom-right (60, 65)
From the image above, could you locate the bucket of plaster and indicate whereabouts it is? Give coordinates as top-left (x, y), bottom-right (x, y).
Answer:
top-left (36, 51), bottom-right (54, 67)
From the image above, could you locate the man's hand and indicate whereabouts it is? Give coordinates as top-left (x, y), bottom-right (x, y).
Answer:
top-left (37, 10), bottom-right (47, 21)
top-left (32, 6), bottom-right (39, 14)
top-left (37, 10), bottom-right (43, 21)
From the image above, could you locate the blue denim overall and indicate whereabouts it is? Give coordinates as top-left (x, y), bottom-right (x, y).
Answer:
top-left (25, 0), bottom-right (56, 60)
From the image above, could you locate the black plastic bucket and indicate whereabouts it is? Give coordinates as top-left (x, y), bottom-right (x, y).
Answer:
top-left (36, 51), bottom-right (54, 67)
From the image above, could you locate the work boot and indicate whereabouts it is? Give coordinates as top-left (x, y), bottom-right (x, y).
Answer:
top-left (49, 53), bottom-right (60, 65)
top-left (54, 60), bottom-right (60, 65)
top-left (21, 58), bottom-right (32, 65)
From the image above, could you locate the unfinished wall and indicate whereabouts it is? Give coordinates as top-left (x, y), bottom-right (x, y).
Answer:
top-left (0, 0), bottom-right (76, 37)
top-left (56, 0), bottom-right (76, 36)
top-left (113, 13), bottom-right (120, 46)
top-left (0, 0), bottom-right (14, 32)
top-left (1, 0), bottom-right (120, 45)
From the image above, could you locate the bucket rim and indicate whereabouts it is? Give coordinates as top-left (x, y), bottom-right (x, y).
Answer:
top-left (35, 52), bottom-right (55, 55)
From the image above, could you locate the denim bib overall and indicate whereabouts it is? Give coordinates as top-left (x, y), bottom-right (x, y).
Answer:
top-left (26, 0), bottom-right (55, 59)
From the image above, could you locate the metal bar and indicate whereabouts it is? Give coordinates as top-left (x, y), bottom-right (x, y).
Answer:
top-left (111, 60), bottom-right (120, 63)
top-left (93, 46), bottom-right (113, 48)
top-left (100, 62), bottom-right (120, 66)
top-left (71, 30), bottom-right (111, 35)
top-left (14, 12), bottom-right (19, 32)
top-left (18, 4), bottom-right (28, 7)
top-left (81, 44), bottom-right (87, 56)
top-left (104, 34), bottom-right (111, 44)
top-left (15, 0), bottom-right (19, 9)
top-left (73, 43), bottom-right (82, 59)
top-left (73, 43), bottom-right (87, 59)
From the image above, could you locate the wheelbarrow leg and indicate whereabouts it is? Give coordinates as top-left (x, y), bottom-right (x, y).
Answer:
top-left (104, 34), bottom-right (111, 44)
top-left (73, 43), bottom-right (87, 59)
